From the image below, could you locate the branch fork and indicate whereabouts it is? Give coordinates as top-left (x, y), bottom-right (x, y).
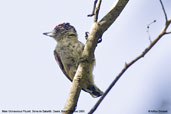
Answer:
top-left (62, 0), bottom-right (171, 114)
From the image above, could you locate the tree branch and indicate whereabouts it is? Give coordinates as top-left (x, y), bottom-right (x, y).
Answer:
top-left (99, 0), bottom-right (129, 33)
top-left (88, 0), bottom-right (171, 113)
top-left (87, 0), bottom-right (102, 22)
top-left (146, 20), bottom-right (157, 43)
top-left (63, 78), bottom-right (81, 113)
top-left (94, 0), bottom-right (102, 22)
top-left (166, 31), bottom-right (171, 34)
top-left (87, 0), bottom-right (98, 17)
top-left (159, 0), bottom-right (168, 22)
top-left (62, 0), bottom-right (129, 113)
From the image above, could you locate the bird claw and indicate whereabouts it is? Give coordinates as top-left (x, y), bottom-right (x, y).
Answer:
top-left (97, 38), bottom-right (102, 43)
top-left (85, 32), bottom-right (89, 40)
top-left (85, 32), bottom-right (102, 44)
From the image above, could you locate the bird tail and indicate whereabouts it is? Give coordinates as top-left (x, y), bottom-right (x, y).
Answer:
top-left (84, 85), bottom-right (103, 98)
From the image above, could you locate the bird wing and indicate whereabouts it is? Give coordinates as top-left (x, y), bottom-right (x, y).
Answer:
top-left (54, 50), bottom-right (72, 82)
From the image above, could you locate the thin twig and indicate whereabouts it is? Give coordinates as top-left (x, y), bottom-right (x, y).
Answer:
top-left (146, 20), bottom-right (156, 43)
top-left (159, 0), bottom-right (168, 22)
top-left (88, 0), bottom-right (171, 113)
top-left (88, 0), bottom-right (97, 17)
top-left (94, 0), bottom-right (102, 22)
top-left (166, 31), bottom-right (171, 34)
top-left (87, 0), bottom-right (102, 22)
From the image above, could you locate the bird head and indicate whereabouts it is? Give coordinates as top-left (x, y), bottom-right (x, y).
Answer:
top-left (43, 23), bottom-right (77, 41)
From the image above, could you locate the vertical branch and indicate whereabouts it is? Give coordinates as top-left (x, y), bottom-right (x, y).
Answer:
top-left (88, 0), bottom-right (98, 17)
top-left (63, 79), bottom-right (81, 113)
top-left (94, 0), bottom-right (102, 22)
top-left (159, 0), bottom-right (168, 22)
top-left (63, 0), bottom-right (129, 113)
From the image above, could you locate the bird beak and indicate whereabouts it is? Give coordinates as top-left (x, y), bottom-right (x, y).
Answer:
top-left (43, 31), bottom-right (56, 37)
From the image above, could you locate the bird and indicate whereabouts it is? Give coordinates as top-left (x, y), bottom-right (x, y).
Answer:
top-left (43, 23), bottom-right (103, 98)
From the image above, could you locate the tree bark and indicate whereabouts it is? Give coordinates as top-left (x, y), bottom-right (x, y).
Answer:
top-left (63, 0), bottom-right (129, 113)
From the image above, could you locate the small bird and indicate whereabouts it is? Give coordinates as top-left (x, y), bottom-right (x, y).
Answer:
top-left (43, 23), bottom-right (103, 98)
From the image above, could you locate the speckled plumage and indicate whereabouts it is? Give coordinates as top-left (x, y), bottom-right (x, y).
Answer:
top-left (43, 23), bottom-right (103, 97)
